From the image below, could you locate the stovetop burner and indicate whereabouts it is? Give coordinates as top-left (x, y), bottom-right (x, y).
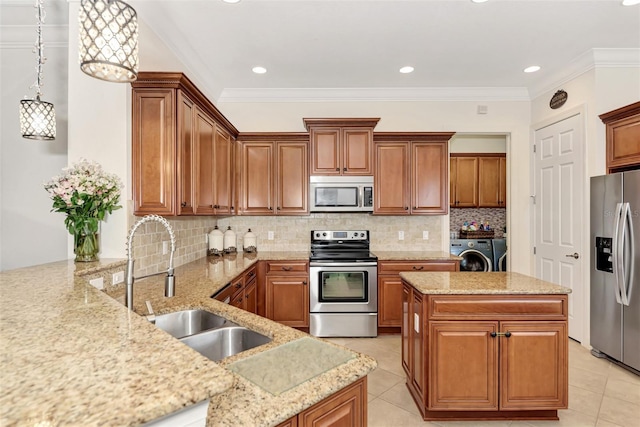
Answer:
top-left (310, 230), bottom-right (377, 262)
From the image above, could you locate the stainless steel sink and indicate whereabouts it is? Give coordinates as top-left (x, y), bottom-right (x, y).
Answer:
top-left (154, 309), bottom-right (234, 339)
top-left (180, 326), bottom-right (272, 362)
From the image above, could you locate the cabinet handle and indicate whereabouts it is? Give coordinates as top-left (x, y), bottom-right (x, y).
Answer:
top-left (277, 207), bottom-right (281, 210)
top-left (404, 206), bottom-right (408, 210)
top-left (490, 332), bottom-right (497, 338)
top-left (336, 168), bottom-right (340, 171)
top-left (235, 283), bottom-right (242, 289)
top-left (413, 206), bottom-right (417, 209)
top-left (269, 207), bottom-right (273, 211)
top-left (302, 280), bottom-right (307, 285)
top-left (181, 202), bottom-right (187, 208)
top-left (282, 266), bottom-right (292, 271)
top-left (247, 272), bottom-right (255, 277)
top-left (343, 167), bottom-right (347, 171)
top-left (490, 331), bottom-right (512, 338)
top-left (412, 266), bottom-right (424, 270)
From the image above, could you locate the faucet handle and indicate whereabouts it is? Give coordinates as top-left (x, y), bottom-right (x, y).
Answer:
top-left (145, 300), bottom-right (156, 323)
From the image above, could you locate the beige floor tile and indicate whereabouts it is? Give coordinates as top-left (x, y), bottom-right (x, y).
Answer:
top-left (607, 364), bottom-right (640, 386)
top-left (368, 392), bottom-right (377, 403)
top-left (433, 420), bottom-right (512, 427)
top-left (378, 382), bottom-right (422, 416)
top-left (372, 334), bottom-right (402, 354)
top-left (368, 398), bottom-right (437, 427)
top-left (367, 367), bottom-right (405, 396)
top-left (570, 348), bottom-right (612, 374)
top-left (570, 366), bottom-right (609, 394)
top-left (596, 419), bottom-right (624, 427)
top-left (605, 378), bottom-right (640, 405)
top-left (567, 385), bottom-right (604, 417)
top-left (598, 395), bottom-right (640, 427)
top-left (525, 409), bottom-right (596, 427)
top-left (372, 348), bottom-right (405, 377)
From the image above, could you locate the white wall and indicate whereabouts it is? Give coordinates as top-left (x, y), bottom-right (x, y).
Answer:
top-left (0, 0), bottom-right (69, 271)
top-left (450, 134), bottom-right (506, 153)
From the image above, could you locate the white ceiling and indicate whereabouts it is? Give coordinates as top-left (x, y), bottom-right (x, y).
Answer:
top-left (133, 0), bottom-right (640, 101)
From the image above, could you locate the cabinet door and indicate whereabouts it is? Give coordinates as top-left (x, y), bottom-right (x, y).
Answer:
top-left (277, 141), bottom-right (309, 215)
top-left (176, 92), bottom-right (195, 215)
top-left (428, 321), bottom-right (499, 410)
top-left (478, 157), bottom-right (505, 207)
top-left (378, 276), bottom-right (403, 327)
top-left (499, 321), bottom-right (568, 410)
top-left (239, 142), bottom-right (274, 214)
top-left (374, 142), bottom-right (410, 214)
top-left (449, 157), bottom-right (457, 208)
top-left (342, 128), bottom-right (373, 175)
top-left (499, 156), bottom-right (507, 206)
top-left (298, 377), bottom-right (366, 427)
top-left (401, 283), bottom-right (412, 378)
top-left (266, 275), bottom-right (309, 327)
top-left (244, 279), bottom-right (257, 314)
top-left (607, 113), bottom-right (640, 171)
top-left (132, 88), bottom-right (176, 215)
top-left (411, 292), bottom-right (425, 401)
top-left (194, 107), bottom-right (216, 215)
top-left (451, 157), bottom-right (478, 207)
top-left (310, 128), bottom-right (341, 175)
top-left (213, 127), bottom-right (233, 214)
top-left (411, 142), bottom-right (448, 214)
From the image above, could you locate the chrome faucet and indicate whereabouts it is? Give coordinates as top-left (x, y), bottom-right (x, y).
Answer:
top-left (124, 214), bottom-right (176, 310)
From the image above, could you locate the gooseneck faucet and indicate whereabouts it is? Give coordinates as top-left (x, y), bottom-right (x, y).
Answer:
top-left (124, 215), bottom-right (176, 310)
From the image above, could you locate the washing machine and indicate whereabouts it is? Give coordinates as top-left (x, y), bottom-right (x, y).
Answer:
top-left (450, 239), bottom-right (494, 272)
top-left (492, 239), bottom-right (508, 272)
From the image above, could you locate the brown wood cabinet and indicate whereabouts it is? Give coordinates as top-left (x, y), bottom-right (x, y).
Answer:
top-left (265, 261), bottom-right (309, 327)
top-left (401, 285), bottom-right (568, 421)
top-left (600, 101), bottom-right (640, 173)
top-left (131, 72), bottom-right (238, 216)
top-left (237, 134), bottom-right (309, 215)
top-left (212, 264), bottom-right (257, 314)
top-left (451, 154), bottom-right (506, 208)
top-left (378, 260), bottom-right (459, 330)
top-left (304, 118), bottom-right (380, 176)
top-left (276, 377), bottom-right (367, 427)
top-left (374, 133), bottom-right (454, 215)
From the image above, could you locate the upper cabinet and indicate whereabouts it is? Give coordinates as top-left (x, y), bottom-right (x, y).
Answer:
top-left (304, 118), bottom-right (380, 175)
top-left (373, 133), bottom-right (454, 215)
top-left (131, 72), bottom-right (238, 216)
top-left (236, 134), bottom-right (309, 216)
top-left (599, 101), bottom-right (640, 174)
top-left (450, 154), bottom-right (506, 208)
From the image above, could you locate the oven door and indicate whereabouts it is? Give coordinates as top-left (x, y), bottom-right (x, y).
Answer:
top-left (309, 262), bottom-right (377, 313)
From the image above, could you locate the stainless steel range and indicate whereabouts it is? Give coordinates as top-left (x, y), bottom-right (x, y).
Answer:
top-left (309, 230), bottom-right (378, 337)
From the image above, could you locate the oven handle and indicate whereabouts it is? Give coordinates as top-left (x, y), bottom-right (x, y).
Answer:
top-left (310, 261), bottom-right (378, 267)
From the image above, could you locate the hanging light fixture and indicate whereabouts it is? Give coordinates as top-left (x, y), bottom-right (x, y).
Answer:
top-left (19, 0), bottom-right (56, 141)
top-left (78, 0), bottom-right (138, 82)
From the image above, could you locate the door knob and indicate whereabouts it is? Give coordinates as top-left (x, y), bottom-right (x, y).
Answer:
top-left (565, 253), bottom-right (580, 259)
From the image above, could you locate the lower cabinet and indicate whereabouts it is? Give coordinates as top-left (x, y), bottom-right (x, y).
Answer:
top-left (402, 283), bottom-right (568, 421)
top-left (212, 265), bottom-right (257, 314)
top-left (378, 260), bottom-right (459, 330)
top-left (265, 261), bottom-right (309, 327)
top-left (276, 377), bottom-right (367, 427)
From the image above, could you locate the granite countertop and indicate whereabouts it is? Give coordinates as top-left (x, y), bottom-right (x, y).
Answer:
top-left (399, 271), bottom-right (572, 295)
top-left (0, 251), bottom-right (375, 427)
top-left (374, 251), bottom-right (462, 261)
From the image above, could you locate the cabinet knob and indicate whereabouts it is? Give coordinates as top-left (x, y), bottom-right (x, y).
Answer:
top-left (490, 332), bottom-right (497, 338)
top-left (277, 207), bottom-right (281, 210)
top-left (282, 266), bottom-right (292, 271)
top-left (404, 206), bottom-right (408, 210)
top-left (412, 266), bottom-right (424, 270)
top-left (413, 206), bottom-right (417, 209)
top-left (181, 202), bottom-right (187, 208)
top-left (505, 331), bottom-right (512, 338)
top-left (269, 207), bottom-right (273, 211)
top-left (235, 283), bottom-right (242, 289)
top-left (302, 280), bottom-right (307, 285)
top-left (336, 168), bottom-right (340, 171)
top-left (343, 167), bottom-right (347, 171)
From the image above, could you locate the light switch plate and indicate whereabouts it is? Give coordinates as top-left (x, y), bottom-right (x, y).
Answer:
top-left (89, 277), bottom-right (104, 290)
top-left (112, 271), bottom-right (124, 285)
top-left (268, 231), bottom-right (274, 240)
top-left (398, 231), bottom-right (405, 240)
top-left (423, 230), bottom-right (429, 240)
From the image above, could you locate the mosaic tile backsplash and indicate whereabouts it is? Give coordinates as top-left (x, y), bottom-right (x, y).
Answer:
top-left (449, 208), bottom-right (506, 238)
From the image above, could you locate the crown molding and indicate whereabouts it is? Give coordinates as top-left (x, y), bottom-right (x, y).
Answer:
top-left (217, 86), bottom-right (531, 103)
top-left (528, 48), bottom-right (640, 100)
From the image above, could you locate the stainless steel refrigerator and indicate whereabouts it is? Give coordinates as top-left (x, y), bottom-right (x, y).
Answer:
top-left (590, 170), bottom-right (639, 372)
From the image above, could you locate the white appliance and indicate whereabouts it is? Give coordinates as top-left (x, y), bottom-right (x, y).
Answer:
top-left (590, 170), bottom-right (639, 373)
top-left (309, 176), bottom-right (373, 212)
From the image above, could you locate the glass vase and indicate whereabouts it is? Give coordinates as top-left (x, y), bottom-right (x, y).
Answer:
top-left (74, 225), bottom-right (100, 262)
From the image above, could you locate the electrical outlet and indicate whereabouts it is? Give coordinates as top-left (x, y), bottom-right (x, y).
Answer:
top-left (162, 241), bottom-right (169, 255)
top-left (89, 277), bottom-right (104, 290)
top-left (423, 230), bottom-right (429, 240)
top-left (112, 271), bottom-right (124, 285)
top-left (398, 231), bottom-right (404, 240)
top-left (268, 231), bottom-right (274, 240)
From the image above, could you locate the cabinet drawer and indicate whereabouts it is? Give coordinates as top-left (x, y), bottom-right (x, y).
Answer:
top-left (244, 265), bottom-right (257, 281)
top-left (266, 261), bottom-right (308, 274)
top-left (379, 261), bottom-right (457, 274)
top-left (428, 295), bottom-right (568, 321)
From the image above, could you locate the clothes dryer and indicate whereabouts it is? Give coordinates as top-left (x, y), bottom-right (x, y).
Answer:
top-left (492, 239), bottom-right (507, 272)
top-left (450, 239), bottom-right (494, 272)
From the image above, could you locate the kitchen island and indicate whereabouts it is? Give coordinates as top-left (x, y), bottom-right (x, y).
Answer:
top-left (399, 271), bottom-right (571, 422)
top-left (0, 253), bottom-right (375, 427)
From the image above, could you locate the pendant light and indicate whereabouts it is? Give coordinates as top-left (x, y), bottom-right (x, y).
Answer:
top-left (19, 0), bottom-right (56, 141)
top-left (78, 0), bottom-right (138, 82)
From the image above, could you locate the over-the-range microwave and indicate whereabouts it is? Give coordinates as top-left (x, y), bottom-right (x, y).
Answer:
top-left (309, 176), bottom-right (373, 212)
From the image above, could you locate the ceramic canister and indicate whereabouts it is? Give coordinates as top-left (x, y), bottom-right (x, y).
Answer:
top-left (243, 228), bottom-right (257, 252)
top-left (223, 226), bottom-right (236, 253)
top-left (208, 226), bottom-right (224, 255)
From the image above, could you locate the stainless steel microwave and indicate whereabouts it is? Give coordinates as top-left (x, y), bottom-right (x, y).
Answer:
top-left (309, 176), bottom-right (373, 212)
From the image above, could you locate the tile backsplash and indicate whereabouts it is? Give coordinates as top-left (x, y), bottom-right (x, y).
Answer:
top-left (449, 208), bottom-right (505, 238)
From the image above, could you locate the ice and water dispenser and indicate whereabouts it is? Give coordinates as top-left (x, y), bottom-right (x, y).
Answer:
top-left (595, 237), bottom-right (613, 273)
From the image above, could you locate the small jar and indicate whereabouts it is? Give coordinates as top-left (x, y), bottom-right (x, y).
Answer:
top-left (243, 228), bottom-right (257, 253)
top-left (208, 226), bottom-right (224, 256)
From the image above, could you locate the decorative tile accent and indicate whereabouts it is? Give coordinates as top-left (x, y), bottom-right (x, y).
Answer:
top-left (450, 208), bottom-right (506, 238)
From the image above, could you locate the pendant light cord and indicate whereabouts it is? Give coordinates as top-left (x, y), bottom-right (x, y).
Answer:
top-left (31, 0), bottom-right (46, 100)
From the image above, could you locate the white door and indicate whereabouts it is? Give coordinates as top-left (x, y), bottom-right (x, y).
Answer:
top-left (533, 113), bottom-right (584, 342)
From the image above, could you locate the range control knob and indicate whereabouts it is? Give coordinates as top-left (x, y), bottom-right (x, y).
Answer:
top-left (360, 232), bottom-right (365, 237)
top-left (315, 232), bottom-right (320, 238)
top-left (322, 232), bottom-right (327, 237)
top-left (353, 232), bottom-right (358, 236)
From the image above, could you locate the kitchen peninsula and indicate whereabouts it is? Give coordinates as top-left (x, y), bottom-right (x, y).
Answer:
top-left (400, 271), bottom-right (571, 422)
top-left (0, 253), bottom-right (375, 427)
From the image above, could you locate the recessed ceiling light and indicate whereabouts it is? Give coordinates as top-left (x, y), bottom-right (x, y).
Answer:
top-left (222, 0), bottom-right (241, 4)
top-left (471, 0), bottom-right (489, 3)
top-left (252, 66), bottom-right (267, 74)
top-left (524, 65), bottom-right (541, 73)
top-left (399, 66), bottom-right (414, 74)
top-left (622, 0), bottom-right (640, 5)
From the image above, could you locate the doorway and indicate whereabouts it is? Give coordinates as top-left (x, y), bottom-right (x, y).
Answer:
top-left (533, 111), bottom-right (585, 342)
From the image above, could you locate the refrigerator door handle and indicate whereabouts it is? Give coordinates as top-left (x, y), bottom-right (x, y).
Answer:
top-left (620, 202), bottom-right (635, 306)
top-left (613, 202), bottom-right (624, 305)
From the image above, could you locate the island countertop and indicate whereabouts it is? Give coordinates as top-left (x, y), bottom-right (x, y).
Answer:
top-left (399, 271), bottom-right (572, 294)
top-left (0, 251), bottom-right (375, 427)
top-left (373, 251), bottom-right (462, 261)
